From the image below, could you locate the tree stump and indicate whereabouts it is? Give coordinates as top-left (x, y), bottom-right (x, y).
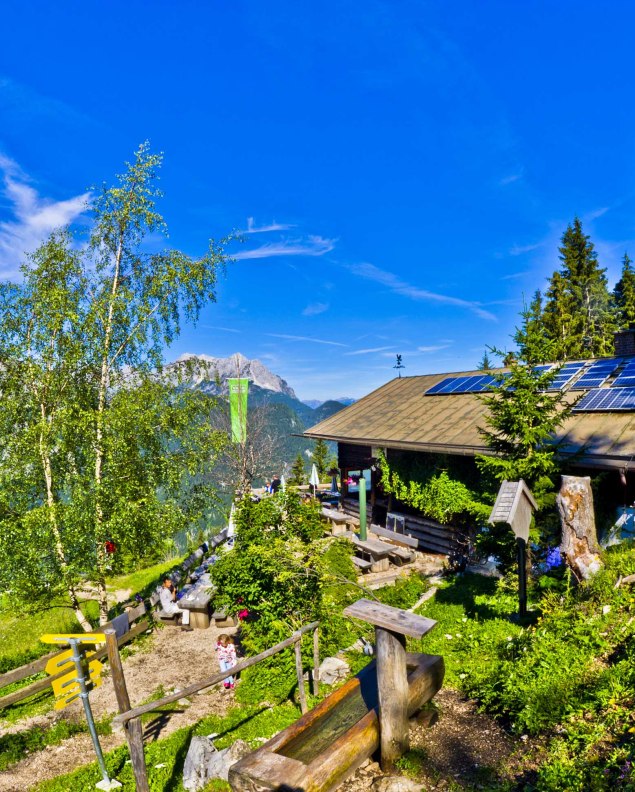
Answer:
top-left (557, 475), bottom-right (603, 580)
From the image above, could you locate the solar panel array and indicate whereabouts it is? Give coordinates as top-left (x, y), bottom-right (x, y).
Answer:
top-left (425, 374), bottom-right (503, 395)
top-left (573, 388), bottom-right (635, 412)
top-left (571, 358), bottom-right (623, 390)
top-left (612, 360), bottom-right (635, 389)
top-left (423, 356), bottom-right (635, 412)
top-left (547, 361), bottom-right (585, 390)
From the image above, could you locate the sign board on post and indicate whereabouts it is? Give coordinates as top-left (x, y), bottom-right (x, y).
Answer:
top-left (489, 480), bottom-right (538, 619)
top-left (488, 480), bottom-right (537, 542)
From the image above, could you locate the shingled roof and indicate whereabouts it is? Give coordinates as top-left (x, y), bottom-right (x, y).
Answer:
top-left (304, 371), bottom-right (635, 470)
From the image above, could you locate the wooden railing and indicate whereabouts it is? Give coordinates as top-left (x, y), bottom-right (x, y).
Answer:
top-left (108, 620), bottom-right (320, 792)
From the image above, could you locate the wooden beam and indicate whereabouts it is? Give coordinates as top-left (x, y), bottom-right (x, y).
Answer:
top-left (105, 629), bottom-right (149, 792)
top-left (343, 599), bottom-right (436, 639)
top-left (294, 636), bottom-right (308, 714)
top-left (0, 620), bottom-right (150, 710)
top-left (376, 627), bottom-right (408, 772)
top-left (113, 620), bottom-right (320, 727)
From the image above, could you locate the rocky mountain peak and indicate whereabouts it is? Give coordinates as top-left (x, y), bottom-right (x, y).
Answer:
top-left (174, 352), bottom-right (297, 399)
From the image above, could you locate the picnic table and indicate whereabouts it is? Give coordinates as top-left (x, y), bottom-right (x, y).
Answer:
top-left (179, 589), bottom-right (212, 629)
top-left (322, 507), bottom-right (360, 535)
top-left (342, 531), bottom-right (393, 572)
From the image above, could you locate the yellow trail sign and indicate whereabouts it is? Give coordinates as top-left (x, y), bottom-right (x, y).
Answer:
top-left (41, 633), bottom-right (106, 645)
top-left (42, 639), bottom-right (105, 711)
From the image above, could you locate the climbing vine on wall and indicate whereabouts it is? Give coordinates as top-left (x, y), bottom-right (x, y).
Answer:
top-left (377, 451), bottom-right (488, 525)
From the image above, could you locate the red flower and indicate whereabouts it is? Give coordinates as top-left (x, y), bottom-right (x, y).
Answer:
top-left (105, 541), bottom-right (116, 554)
top-left (238, 609), bottom-right (249, 621)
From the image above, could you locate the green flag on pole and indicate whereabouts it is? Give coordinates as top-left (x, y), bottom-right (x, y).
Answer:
top-left (228, 378), bottom-right (249, 444)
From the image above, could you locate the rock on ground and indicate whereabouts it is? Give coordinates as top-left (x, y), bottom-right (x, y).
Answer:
top-left (373, 778), bottom-right (424, 792)
top-left (183, 737), bottom-right (251, 789)
top-left (319, 656), bottom-right (350, 685)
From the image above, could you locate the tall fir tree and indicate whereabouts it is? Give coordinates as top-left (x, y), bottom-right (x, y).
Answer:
top-left (312, 438), bottom-right (330, 478)
top-left (477, 350), bottom-right (492, 370)
top-left (289, 452), bottom-right (306, 486)
top-left (476, 302), bottom-right (569, 502)
top-left (541, 218), bottom-right (614, 359)
top-left (614, 252), bottom-right (635, 329)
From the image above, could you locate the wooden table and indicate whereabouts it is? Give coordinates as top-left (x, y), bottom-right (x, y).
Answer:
top-left (321, 507), bottom-right (350, 535)
top-left (179, 590), bottom-right (211, 629)
top-left (347, 534), bottom-right (394, 572)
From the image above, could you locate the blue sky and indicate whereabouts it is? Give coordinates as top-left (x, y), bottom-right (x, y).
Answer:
top-left (2, 1), bottom-right (635, 401)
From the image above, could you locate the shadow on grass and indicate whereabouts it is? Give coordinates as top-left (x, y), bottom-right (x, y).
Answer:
top-left (433, 573), bottom-right (513, 622)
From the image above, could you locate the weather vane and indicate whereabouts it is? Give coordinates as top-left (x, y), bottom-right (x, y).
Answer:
top-left (393, 354), bottom-right (405, 377)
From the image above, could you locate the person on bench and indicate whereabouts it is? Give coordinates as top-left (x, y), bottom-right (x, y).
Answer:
top-left (160, 579), bottom-right (192, 631)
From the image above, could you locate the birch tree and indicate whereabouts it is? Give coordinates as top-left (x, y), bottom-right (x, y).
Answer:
top-left (0, 144), bottom-right (231, 625)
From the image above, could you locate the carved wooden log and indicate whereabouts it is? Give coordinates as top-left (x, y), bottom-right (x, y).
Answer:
top-left (557, 475), bottom-right (603, 580)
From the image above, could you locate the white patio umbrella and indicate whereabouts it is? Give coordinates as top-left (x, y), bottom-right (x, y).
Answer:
top-left (227, 502), bottom-right (236, 538)
top-left (309, 463), bottom-right (320, 496)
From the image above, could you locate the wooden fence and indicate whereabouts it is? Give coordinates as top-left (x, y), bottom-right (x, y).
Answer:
top-left (108, 620), bottom-right (320, 792)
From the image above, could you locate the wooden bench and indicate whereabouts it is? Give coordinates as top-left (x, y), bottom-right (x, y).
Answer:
top-left (352, 556), bottom-right (373, 571)
top-left (370, 525), bottom-right (418, 549)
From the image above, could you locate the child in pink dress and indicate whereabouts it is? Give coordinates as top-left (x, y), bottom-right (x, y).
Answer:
top-left (216, 634), bottom-right (237, 689)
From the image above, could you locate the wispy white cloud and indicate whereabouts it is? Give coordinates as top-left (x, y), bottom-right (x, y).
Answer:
top-left (302, 302), bottom-right (329, 316)
top-left (234, 235), bottom-right (335, 260)
top-left (350, 262), bottom-right (496, 321)
top-left (417, 343), bottom-right (452, 353)
top-left (344, 345), bottom-right (395, 356)
top-left (499, 169), bottom-right (524, 186)
top-left (0, 154), bottom-right (90, 277)
top-left (501, 270), bottom-right (531, 280)
top-left (585, 206), bottom-right (610, 222)
top-left (244, 217), bottom-right (296, 234)
top-left (267, 332), bottom-right (347, 347)
top-left (509, 242), bottom-right (543, 256)
top-left (202, 325), bottom-right (241, 333)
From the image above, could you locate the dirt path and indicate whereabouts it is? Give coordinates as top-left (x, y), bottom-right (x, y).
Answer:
top-left (0, 622), bottom-right (238, 792)
top-left (341, 688), bottom-right (541, 791)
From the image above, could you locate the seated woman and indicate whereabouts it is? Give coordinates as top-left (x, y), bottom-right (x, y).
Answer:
top-left (159, 578), bottom-right (192, 631)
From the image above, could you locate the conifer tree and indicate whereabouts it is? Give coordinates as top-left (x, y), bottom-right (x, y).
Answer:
top-left (476, 302), bottom-right (568, 502)
top-left (614, 253), bottom-right (635, 329)
top-left (541, 218), bottom-right (614, 359)
top-left (477, 350), bottom-right (492, 370)
top-left (289, 452), bottom-right (306, 485)
top-left (312, 438), bottom-right (330, 478)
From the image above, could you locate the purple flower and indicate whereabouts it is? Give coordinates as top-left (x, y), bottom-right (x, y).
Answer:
top-left (545, 547), bottom-right (563, 570)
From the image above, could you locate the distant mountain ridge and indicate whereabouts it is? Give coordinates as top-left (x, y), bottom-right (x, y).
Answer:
top-left (176, 352), bottom-right (297, 399)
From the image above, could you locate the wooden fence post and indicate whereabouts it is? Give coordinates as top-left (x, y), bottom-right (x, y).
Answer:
top-left (312, 626), bottom-right (320, 696)
top-left (104, 629), bottom-right (149, 792)
top-left (293, 632), bottom-right (308, 714)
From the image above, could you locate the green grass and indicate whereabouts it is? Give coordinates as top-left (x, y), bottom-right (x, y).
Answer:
top-left (106, 557), bottom-right (186, 601)
top-left (0, 599), bottom-right (100, 676)
top-left (0, 716), bottom-right (112, 771)
top-left (33, 701), bottom-right (302, 792)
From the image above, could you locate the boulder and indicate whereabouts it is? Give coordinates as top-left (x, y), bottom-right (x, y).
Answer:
top-left (183, 737), bottom-right (251, 790)
top-left (183, 737), bottom-right (216, 791)
top-left (372, 777), bottom-right (424, 792)
top-left (318, 656), bottom-right (350, 686)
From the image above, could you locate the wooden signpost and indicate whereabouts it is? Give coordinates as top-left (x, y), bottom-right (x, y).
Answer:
top-left (488, 479), bottom-right (538, 618)
top-left (343, 598), bottom-right (436, 771)
top-left (41, 633), bottom-right (120, 790)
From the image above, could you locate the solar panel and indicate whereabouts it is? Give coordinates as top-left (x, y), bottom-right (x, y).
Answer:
top-left (547, 362), bottom-right (586, 391)
top-left (425, 373), bottom-right (507, 396)
top-left (571, 357), bottom-right (623, 389)
top-left (613, 361), bottom-right (635, 388)
top-left (573, 387), bottom-right (635, 412)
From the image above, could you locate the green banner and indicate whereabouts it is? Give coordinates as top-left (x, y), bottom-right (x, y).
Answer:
top-left (228, 378), bottom-right (249, 444)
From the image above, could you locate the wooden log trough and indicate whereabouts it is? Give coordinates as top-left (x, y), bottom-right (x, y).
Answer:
top-left (229, 601), bottom-right (444, 792)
